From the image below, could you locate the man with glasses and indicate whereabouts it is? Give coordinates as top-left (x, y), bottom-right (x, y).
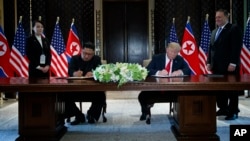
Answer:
top-left (64, 42), bottom-right (106, 125)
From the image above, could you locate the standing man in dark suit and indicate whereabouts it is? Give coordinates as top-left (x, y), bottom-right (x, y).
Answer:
top-left (26, 20), bottom-right (51, 78)
top-left (64, 42), bottom-right (106, 125)
top-left (138, 42), bottom-right (191, 124)
top-left (207, 9), bottom-right (243, 120)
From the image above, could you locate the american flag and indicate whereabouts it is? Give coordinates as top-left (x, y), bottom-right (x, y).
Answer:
top-left (199, 18), bottom-right (212, 74)
top-left (65, 22), bottom-right (82, 59)
top-left (9, 22), bottom-right (28, 77)
top-left (50, 20), bottom-right (68, 77)
top-left (169, 22), bottom-right (179, 43)
top-left (180, 19), bottom-right (201, 75)
top-left (241, 17), bottom-right (250, 74)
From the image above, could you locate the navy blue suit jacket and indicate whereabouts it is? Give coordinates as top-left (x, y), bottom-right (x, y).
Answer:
top-left (146, 53), bottom-right (191, 76)
top-left (207, 23), bottom-right (242, 74)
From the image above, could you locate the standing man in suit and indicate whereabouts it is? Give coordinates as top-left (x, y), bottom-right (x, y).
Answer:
top-left (207, 9), bottom-right (243, 120)
top-left (138, 42), bottom-right (191, 124)
top-left (26, 20), bottom-right (51, 78)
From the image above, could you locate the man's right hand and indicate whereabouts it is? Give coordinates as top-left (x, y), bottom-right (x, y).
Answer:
top-left (73, 70), bottom-right (83, 77)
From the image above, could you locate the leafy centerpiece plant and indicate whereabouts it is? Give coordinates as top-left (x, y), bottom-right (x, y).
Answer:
top-left (93, 62), bottom-right (148, 87)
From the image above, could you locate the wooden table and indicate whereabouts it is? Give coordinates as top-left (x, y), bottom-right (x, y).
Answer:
top-left (1, 75), bottom-right (250, 141)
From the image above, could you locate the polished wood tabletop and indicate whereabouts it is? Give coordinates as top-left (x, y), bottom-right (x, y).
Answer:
top-left (0, 74), bottom-right (250, 92)
top-left (2, 74), bottom-right (249, 141)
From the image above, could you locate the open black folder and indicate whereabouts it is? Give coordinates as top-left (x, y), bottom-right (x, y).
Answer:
top-left (203, 74), bottom-right (224, 77)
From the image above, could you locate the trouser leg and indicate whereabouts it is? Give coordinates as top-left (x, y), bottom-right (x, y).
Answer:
top-left (228, 91), bottom-right (240, 114)
top-left (65, 100), bottom-right (83, 119)
top-left (88, 92), bottom-right (106, 121)
top-left (216, 93), bottom-right (229, 111)
top-left (138, 91), bottom-right (153, 115)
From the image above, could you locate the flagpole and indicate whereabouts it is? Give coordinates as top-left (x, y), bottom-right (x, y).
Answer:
top-left (29, 0), bottom-right (32, 35)
top-left (230, 0), bottom-right (232, 23)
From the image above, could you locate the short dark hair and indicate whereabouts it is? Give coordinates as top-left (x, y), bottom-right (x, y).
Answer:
top-left (216, 9), bottom-right (229, 17)
top-left (32, 20), bottom-right (44, 28)
top-left (82, 41), bottom-right (95, 50)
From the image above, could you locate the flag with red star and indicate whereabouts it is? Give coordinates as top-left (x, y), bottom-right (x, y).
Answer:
top-left (0, 26), bottom-right (13, 77)
top-left (180, 20), bottom-right (201, 75)
top-left (65, 22), bottom-right (82, 61)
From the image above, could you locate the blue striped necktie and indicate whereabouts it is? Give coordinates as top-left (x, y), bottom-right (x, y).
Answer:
top-left (215, 27), bottom-right (222, 40)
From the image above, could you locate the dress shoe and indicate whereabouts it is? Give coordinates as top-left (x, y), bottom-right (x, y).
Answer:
top-left (146, 115), bottom-right (151, 124)
top-left (216, 109), bottom-right (228, 116)
top-left (140, 113), bottom-right (146, 121)
top-left (66, 118), bottom-right (71, 123)
top-left (225, 113), bottom-right (238, 120)
top-left (70, 114), bottom-right (85, 125)
top-left (87, 114), bottom-right (96, 124)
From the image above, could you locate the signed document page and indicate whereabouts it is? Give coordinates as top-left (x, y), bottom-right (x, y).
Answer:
top-left (151, 74), bottom-right (188, 78)
top-left (56, 76), bottom-right (94, 80)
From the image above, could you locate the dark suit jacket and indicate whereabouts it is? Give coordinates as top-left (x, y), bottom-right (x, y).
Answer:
top-left (68, 55), bottom-right (101, 76)
top-left (146, 53), bottom-right (191, 76)
top-left (26, 35), bottom-right (51, 78)
top-left (207, 23), bottom-right (243, 74)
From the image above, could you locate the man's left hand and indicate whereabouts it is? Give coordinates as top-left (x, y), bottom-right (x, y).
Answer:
top-left (228, 64), bottom-right (236, 72)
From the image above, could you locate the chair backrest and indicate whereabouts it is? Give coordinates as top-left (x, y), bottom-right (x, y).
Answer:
top-left (101, 60), bottom-right (107, 64)
top-left (143, 59), bottom-right (151, 67)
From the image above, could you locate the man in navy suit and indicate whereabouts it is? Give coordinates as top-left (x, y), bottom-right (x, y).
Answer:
top-left (207, 9), bottom-right (243, 120)
top-left (138, 42), bottom-right (191, 124)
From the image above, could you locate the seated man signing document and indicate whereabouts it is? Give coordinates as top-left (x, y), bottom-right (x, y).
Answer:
top-left (138, 42), bottom-right (191, 124)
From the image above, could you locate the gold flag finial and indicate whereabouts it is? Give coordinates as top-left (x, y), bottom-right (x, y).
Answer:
top-left (187, 16), bottom-right (191, 23)
top-left (72, 18), bottom-right (75, 23)
top-left (172, 18), bottom-right (175, 24)
top-left (56, 17), bottom-right (60, 23)
top-left (205, 14), bottom-right (209, 21)
top-left (38, 16), bottom-right (42, 21)
top-left (19, 16), bottom-right (23, 23)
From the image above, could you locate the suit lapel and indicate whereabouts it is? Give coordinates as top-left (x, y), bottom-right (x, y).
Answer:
top-left (211, 29), bottom-right (216, 44)
top-left (161, 54), bottom-right (166, 69)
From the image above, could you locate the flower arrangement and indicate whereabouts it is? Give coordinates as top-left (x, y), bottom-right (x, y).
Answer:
top-left (93, 62), bottom-right (148, 87)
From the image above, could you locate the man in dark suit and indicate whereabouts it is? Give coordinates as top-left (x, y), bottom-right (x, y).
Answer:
top-left (207, 9), bottom-right (243, 120)
top-left (138, 42), bottom-right (191, 124)
top-left (64, 42), bottom-right (106, 125)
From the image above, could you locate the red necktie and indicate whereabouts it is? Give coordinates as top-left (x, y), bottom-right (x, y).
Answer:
top-left (165, 60), bottom-right (172, 73)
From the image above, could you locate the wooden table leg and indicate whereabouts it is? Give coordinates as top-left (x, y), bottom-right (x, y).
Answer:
top-left (17, 92), bottom-right (67, 141)
top-left (170, 91), bottom-right (220, 141)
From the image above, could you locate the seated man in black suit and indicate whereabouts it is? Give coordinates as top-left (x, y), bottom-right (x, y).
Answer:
top-left (138, 42), bottom-right (191, 124)
top-left (64, 42), bottom-right (106, 125)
